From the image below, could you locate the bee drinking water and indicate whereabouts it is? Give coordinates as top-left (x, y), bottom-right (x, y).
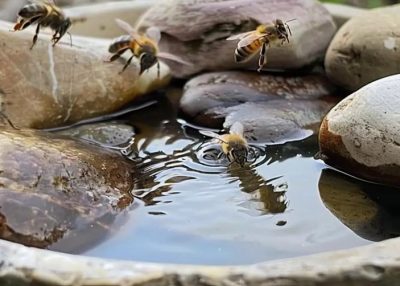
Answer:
top-left (200, 122), bottom-right (250, 167)
top-left (107, 19), bottom-right (190, 76)
top-left (12, 0), bottom-right (72, 49)
top-left (226, 19), bottom-right (294, 72)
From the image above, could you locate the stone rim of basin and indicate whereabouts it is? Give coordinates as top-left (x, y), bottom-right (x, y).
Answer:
top-left (0, 236), bottom-right (397, 285)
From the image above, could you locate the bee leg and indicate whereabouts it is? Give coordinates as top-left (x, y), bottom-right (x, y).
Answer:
top-left (108, 48), bottom-right (128, 62)
top-left (217, 152), bottom-right (224, 160)
top-left (30, 23), bottom-right (41, 50)
top-left (119, 55), bottom-right (134, 74)
top-left (52, 34), bottom-right (61, 47)
top-left (157, 61), bottom-right (160, 79)
top-left (257, 42), bottom-right (268, 72)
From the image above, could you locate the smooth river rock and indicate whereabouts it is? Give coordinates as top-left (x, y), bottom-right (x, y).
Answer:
top-left (318, 75), bottom-right (400, 187)
top-left (322, 3), bottom-right (365, 28)
top-left (136, 0), bottom-right (336, 77)
top-left (0, 126), bottom-right (135, 252)
top-left (66, 1), bottom-right (156, 38)
top-left (325, 5), bottom-right (400, 91)
top-left (181, 71), bottom-right (339, 144)
top-left (0, 20), bottom-right (170, 129)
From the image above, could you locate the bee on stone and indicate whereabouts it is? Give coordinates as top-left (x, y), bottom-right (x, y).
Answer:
top-left (200, 122), bottom-right (251, 167)
top-left (107, 19), bottom-right (191, 76)
top-left (12, 0), bottom-right (72, 49)
top-left (227, 19), bottom-right (295, 72)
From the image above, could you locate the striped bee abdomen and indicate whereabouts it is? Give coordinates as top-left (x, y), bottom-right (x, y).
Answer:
top-left (18, 4), bottom-right (47, 18)
top-left (108, 35), bottom-right (132, 53)
top-left (234, 38), bottom-right (263, 63)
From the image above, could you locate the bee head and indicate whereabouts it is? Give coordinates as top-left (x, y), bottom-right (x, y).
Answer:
top-left (139, 52), bottom-right (158, 75)
top-left (274, 19), bottom-right (287, 36)
top-left (59, 18), bottom-right (72, 38)
top-left (227, 143), bottom-right (249, 167)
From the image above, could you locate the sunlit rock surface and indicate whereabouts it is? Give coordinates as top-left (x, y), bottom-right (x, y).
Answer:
top-left (319, 75), bottom-right (400, 187)
top-left (181, 71), bottom-right (339, 144)
top-left (0, 20), bottom-right (170, 129)
top-left (136, 0), bottom-right (336, 77)
top-left (325, 5), bottom-right (400, 91)
top-left (0, 126), bottom-right (135, 251)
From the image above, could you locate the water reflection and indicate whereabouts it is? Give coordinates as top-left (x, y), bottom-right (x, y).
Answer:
top-left (54, 88), bottom-right (400, 264)
top-left (319, 169), bottom-right (400, 241)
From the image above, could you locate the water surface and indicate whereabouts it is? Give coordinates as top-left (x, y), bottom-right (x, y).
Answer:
top-left (68, 89), bottom-right (400, 265)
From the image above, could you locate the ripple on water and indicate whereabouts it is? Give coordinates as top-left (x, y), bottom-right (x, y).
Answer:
top-left (55, 93), bottom-right (400, 265)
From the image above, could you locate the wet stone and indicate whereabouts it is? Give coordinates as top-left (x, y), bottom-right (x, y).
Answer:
top-left (181, 71), bottom-right (339, 144)
top-left (318, 75), bottom-right (400, 187)
top-left (0, 126), bottom-right (136, 251)
top-left (325, 4), bottom-right (400, 91)
top-left (136, 0), bottom-right (336, 77)
top-left (0, 20), bottom-right (170, 129)
top-left (55, 121), bottom-right (135, 147)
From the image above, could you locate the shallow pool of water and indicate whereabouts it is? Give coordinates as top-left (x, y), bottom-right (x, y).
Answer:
top-left (58, 89), bottom-right (400, 265)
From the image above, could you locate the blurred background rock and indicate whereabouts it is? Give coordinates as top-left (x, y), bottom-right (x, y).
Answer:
top-left (321, 0), bottom-right (400, 7)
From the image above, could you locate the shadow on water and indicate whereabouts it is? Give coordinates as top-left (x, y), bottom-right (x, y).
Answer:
top-left (51, 88), bottom-right (400, 265)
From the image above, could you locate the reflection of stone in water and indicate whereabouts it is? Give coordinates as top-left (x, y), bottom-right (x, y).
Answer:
top-left (319, 169), bottom-right (400, 242)
top-left (229, 164), bottom-right (288, 215)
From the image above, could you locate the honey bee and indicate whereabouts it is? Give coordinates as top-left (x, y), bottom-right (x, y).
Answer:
top-left (200, 122), bottom-right (250, 166)
top-left (12, 0), bottom-right (72, 49)
top-left (226, 19), bottom-right (295, 72)
top-left (108, 19), bottom-right (190, 76)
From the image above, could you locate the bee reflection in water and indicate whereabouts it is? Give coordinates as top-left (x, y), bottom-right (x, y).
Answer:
top-left (199, 123), bottom-right (288, 215)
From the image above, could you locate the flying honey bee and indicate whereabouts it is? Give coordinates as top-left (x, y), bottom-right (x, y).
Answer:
top-left (200, 122), bottom-right (250, 167)
top-left (107, 19), bottom-right (190, 76)
top-left (226, 19), bottom-right (295, 72)
top-left (12, 0), bottom-right (72, 49)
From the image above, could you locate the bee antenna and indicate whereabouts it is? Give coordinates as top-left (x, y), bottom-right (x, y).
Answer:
top-left (67, 32), bottom-right (72, 47)
top-left (285, 18), bottom-right (297, 23)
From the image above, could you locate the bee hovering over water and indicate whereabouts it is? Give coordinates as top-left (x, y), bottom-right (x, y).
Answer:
top-left (226, 19), bottom-right (295, 72)
top-left (107, 19), bottom-right (190, 76)
top-left (12, 0), bottom-right (72, 49)
top-left (200, 122), bottom-right (251, 167)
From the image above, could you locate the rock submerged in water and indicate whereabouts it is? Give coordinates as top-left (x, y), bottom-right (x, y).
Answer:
top-left (55, 121), bottom-right (135, 147)
top-left (181, 71), bottom-right (339, 144)
top-left (325, 5), bottom-right (400, 91)
top-left (318, 75), bottom-right (400, 187)
top-left (136, 0), bottom-right (336, 77)
top-left (0, 126), bottom-right (135, 251)
top-left (0, 20), bottom-right (170, 129)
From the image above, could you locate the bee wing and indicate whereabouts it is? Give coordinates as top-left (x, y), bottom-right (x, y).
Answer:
top-left (226, 31), bottom-right (253, 41)
top-left (115, 18), bottom-right (140, 38)
top-left (146, 26), bottom-right (161, 44)
top-left (157, 52), bottom-right (193, 66)
top-left (229, 122), bottom-right (245, 136)
top-left (237, 33), bottom-right (267, 48)
top-left (199, 130), bottom-right (221, 140)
